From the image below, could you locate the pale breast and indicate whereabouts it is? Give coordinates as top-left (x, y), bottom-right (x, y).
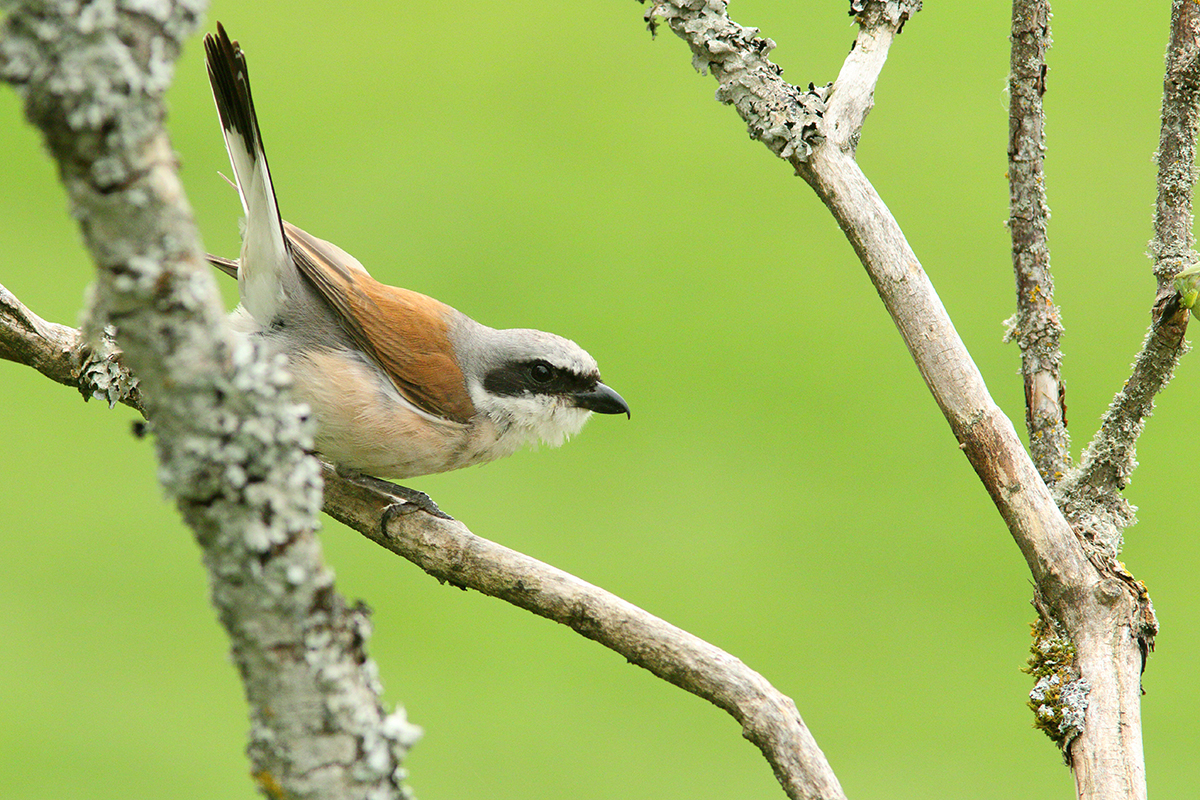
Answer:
top-left (287, 347), bottom-right (507, 479)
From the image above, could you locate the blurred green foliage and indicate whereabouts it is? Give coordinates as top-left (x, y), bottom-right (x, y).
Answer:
top-left (1, 2), bottom-right (1195, 799)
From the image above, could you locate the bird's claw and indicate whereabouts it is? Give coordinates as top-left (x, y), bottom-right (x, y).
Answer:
top-left (335, 469), bottom-right (454, 531)
top-left (380, 488), bottom-right (453, 532)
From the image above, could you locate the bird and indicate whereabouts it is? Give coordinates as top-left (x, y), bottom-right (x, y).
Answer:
top-left (202, 23), bottom-right (628, 519)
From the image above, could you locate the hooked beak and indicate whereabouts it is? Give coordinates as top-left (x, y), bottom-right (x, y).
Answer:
top-left (572, 382), bottom-right (630, 418)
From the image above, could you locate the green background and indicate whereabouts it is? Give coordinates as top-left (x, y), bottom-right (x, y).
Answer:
top-left (1, 2), bottom-right (1195, 798)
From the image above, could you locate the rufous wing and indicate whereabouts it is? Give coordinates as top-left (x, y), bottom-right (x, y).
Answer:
top-left (284, 222), bottom-right (475, 425)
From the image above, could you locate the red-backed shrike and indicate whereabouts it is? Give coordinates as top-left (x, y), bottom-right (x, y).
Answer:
top-left (203, 24), bottom-right (628, 518)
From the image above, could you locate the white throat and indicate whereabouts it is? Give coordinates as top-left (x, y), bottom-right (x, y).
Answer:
top-left (469, 382), bottom-right (593, 451)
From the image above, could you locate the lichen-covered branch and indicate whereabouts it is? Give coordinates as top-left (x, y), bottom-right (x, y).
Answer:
top-left (1059, 0), bottom-right (1200, 524)
top-left (0, 4), bottom-right (418, 798)
top-left (644, 0), bottom-right (830, 162)
top-left (1056, 0), bottom-right (1198, 557)
top-left (1043, 8), bottom-right (1200, 788)
top-left (1057, 0), bottom-right (1200, 542)
top-left (1152, 1), bottom-right (1200, 292)
top-left (1007, 0), bottom-right (1070, 483)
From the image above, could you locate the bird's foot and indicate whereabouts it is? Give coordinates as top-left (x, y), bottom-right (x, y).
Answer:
top-left (336, 470), bottom-right (453, 531)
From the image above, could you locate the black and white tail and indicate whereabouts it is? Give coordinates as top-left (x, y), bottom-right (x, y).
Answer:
top-left (204, 23), bottom-right (291, 325)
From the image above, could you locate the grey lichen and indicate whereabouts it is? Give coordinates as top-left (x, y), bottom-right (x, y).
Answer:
top-left (0, 1), bottom-right (201, 172)
top-left (1053, 321), bottom-right (1183, 560)
top-left (1024, 617), bottom-right (1089, 761)
top-left (644, 0), bottom-right (827, 163)
top-left (849, 0), bottom-right (923, 28)
top-left (1050, 306), bottom-right (1196, 560)
top-left (77, 322), bottom-right (139, 407)
top-left (164, 334), bottom-right (322, 550)
top-left (1056, 481), bottom-right (1136, 562)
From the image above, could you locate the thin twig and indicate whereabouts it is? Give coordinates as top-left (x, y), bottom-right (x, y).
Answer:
top-left (0, 283), bottom-right (89, 388)
top-left (1008, 0), bottom-right (1070, 483)
top-left (1057, 0), bottom-right (1200, 558)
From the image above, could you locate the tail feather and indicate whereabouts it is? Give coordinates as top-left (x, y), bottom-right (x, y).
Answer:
top-left (204, 23), bottom-right (290, 324)
top-left (206, 254), bottom-right (239, 278)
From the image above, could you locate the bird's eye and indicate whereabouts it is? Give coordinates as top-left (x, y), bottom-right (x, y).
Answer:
top-left (529, 361), bottom-right (554, 384)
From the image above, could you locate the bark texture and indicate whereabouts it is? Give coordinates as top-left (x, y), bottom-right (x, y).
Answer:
top-left (1008, 0), bottom-right (1070, 483)
top-left (0, 4), bottom-right (418, 798)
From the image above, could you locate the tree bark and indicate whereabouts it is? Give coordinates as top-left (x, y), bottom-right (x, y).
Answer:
top-left (1008, 0), bottom-right (1070, 483)
top-left (0, 4), bottom-right (418, 798)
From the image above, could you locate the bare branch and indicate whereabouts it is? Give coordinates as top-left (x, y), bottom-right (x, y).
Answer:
top-left (323, 470), bottom-right (847, 800)
top-left (0, 281), bottom-right (144, 411)
top-left (826, 0), bottom-right (921, 151)
top-left (0, 5), bottom-right (417, 798)
top-left (800, 147), bottom-right (1096, 604)
top-left (0, 282), bottom-right (80, 385)
top-left (1008, 0), bottom-right (1070, 482)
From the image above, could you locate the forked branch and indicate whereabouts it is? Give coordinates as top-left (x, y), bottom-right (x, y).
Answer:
top-left (645, 0), bottom-right (1090, 605)
top-left (645, 1), bottom-right (1177, 798)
